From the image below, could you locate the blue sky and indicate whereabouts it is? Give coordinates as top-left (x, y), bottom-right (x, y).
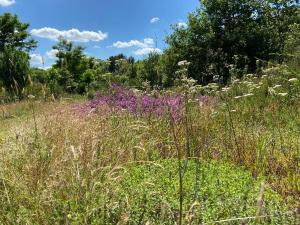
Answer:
top-left (0, 0), bottom-right (199, 68)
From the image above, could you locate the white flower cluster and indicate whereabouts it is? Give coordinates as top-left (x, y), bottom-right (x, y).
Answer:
top-left (178, 60), bottom-right (191, 67)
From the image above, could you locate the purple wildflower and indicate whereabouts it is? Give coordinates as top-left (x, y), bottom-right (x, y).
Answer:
top-left (74, 84), bottom-right (209, 122)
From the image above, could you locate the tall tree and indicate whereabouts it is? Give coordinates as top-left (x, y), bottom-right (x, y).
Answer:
top-left (167, 0), bottom-right (300, 84)
top-left (136, 53), bottom-right (161, 86)
top-left (52, 38), bottom-right (88, 92)
top-left (108, 54), bottom-right (126, 73)
top-left (0, 13), bottom-right (36, 98)
top-left (0, 13), bottom-right (36, 52)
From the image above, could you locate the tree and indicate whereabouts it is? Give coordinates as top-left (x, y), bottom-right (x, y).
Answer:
top-left (136, 53), bottom-right (161, 86)
top-left (0, 13), bottom-right (36, 52)
top-left (52, 38), bottom-right (89, 92)
top-left (108, 54), bottom-right (126, 73)
top-left (0, 46), bottom-right (30, 97)
top-left (0, 13), bottom-right (36, 98)
top-left (159, 49), bottom-right (180, 87)
top-left (284, 16), bottom-right (300, 72)
top-left (167, 0), bottom-right (300, 84)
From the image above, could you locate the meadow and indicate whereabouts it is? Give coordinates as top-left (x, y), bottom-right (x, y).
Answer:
top-left (0, 64), bottom-right (299, 224)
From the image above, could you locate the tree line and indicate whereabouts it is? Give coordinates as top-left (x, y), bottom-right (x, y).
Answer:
top-left (0, 0), bottom-right (299, 99)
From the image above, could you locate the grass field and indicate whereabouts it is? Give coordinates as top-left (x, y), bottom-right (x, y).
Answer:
top-left (0, 66), bottom-right (299, 224)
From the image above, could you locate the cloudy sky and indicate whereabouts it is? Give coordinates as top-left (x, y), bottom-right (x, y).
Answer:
top-left (0, 0), bottom-right (199, 68)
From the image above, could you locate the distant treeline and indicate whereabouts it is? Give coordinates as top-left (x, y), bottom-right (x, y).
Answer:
top-left (0, 0), bottom-right (299, 99)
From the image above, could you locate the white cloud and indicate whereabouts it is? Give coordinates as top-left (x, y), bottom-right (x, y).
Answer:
top-left (30, 54), bottom-right (44, 66)
top-left (31, 27), bottom-right (108, 42)
top-left (94, 45), bottom-right (101, 49)
top-left (0, 0), bottom-right (15, 7)
top-left (134, 47), bottom-right (162, 56)
top-left (111, 38), bottom-right (161, 56)
top-left (150, 17), bottom-right (160, 24)
top-left (38, 66), bottom-right (51, 70)
top-left (46, 49), bottom-right (59, 59)
top-left (112, 38), bottom-right (154, 49)
top-left (177, 22), bottom-right (188, 29)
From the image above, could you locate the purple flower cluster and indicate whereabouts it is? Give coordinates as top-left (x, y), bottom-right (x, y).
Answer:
top-left (75, 84), bottom-right (210, 121)
top-left (89, 84), bottom-right (138, 114)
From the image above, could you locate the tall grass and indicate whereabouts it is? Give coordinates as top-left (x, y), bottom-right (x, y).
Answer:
top-left (0, 64), bottom-right (299, 224)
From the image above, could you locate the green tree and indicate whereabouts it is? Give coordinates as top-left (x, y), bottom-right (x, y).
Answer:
top-left (0, 13), bottom-right (36, 98)
top-left (107, 54), bottom-right (126, 73)
top-left (136, 53), bottom-right (161, 86)
top-left (0, 46), bottom-right (30, 97)
top-left (167, 0), bottom-right (300, 84)
top-left (52, 38), bottom-right (89, 92)
top-left (284, 19), bottom-right (300, 72)
top-left (159, 49), bottom-right (180, 87)
top-left (0, 13), bottom-right (36, 52)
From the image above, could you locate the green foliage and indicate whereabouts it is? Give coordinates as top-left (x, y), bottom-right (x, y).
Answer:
top-left (136, 53), bottom-right (162, 86)
top-left (108, 54), bottom-right (126, 73)
top-left (114, 160), bottom-right (296, 224)
top-left (1, 4), bottom-right (300, 98)
top-left (284, 20), bottom-right (300, 72)
top-left (48, 42), bottom-right (138, 94)
top-left (45, 68), bottom-right (64, 97)
top-left (0, 46), bottom-right (30, 98)
top-left (0, 13), bottom-right (36, 99)
top-left (0, 13), bottom-right (37, 52)
top-left (0, 66), bottom-right (299, 223)
top-left (52, 38), bottom-right (89, 93)
top-left (159, 49), bottom-right (180, 87)
top-left (167, 0), bottom-right (300, 84)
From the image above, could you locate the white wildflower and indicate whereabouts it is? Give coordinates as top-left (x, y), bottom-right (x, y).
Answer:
top-left (221, 87), bottom-right (231, 92)
top-left (213, 75), bottom-right (220, 81)
top-left (234, 96), bottom-right (242, 99)
top-left (28, 95), bottom-right (35, 99)
top-left (243, 93), bottom-right (254, 97)
top-left (273, 85), bottom-right (282, 89)
top-left (178, 60), bottom-right (190, 66)
top-left (277, 93), bottom-right (288, 97)
top-left (268, 87), bottom-right (276, 96)
top-left (288, 78), bottom-right (298, 83)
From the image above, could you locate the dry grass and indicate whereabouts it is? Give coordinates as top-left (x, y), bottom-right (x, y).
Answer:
top-left (0, 75), bottom-right (299, 223)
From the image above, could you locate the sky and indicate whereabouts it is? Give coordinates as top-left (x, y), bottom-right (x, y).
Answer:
top-left (0, 0), bottom-right (199, 68)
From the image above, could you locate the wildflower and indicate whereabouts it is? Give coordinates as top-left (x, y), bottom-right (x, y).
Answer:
top-left (76, 84), bottom-right (187, 122)
top-left (221, 87), bottom-right (230, 92)
top-left (268, 87), bottom-right (276, 96)
top-left (28, 95), bottom-right (35, 99)
top-left (207, 83), bottom-right (219, 90)
top-left (178, 60), bottom-right (190, 66)
top-left (243, 93), bottom-right (254, 97)
top-left (288, 78), bottom-right (298, 83)
top-left (132, 88), bottom-right (141, 95)
top-left (273, 85), bottom-right (282, 89)
top-left (277, 93), bottom-right (288, 97)
top-left (211, 111), bottom-right (218, 118)
top-left (213, 75), bottom-right (220, 81)
top-left (234, 96), bottom-right (242, 99)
